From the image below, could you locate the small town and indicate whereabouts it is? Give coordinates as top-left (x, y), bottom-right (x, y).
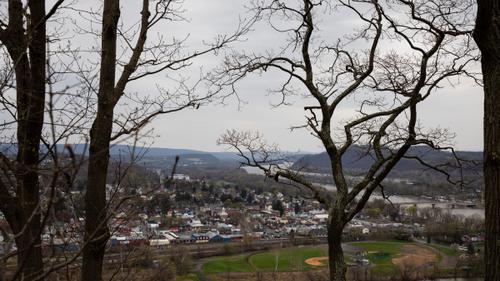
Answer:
top-left (0, 0), bottom-right (498, 281)
top-left (4, 165), bottom-right (481, 281)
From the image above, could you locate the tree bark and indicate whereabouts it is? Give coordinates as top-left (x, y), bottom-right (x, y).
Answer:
top-left (3, 0), bottom-right (47, 280)
top-left (473, 1), bottom-right (500, 280)
top-left (327, 222), bottom-right (347, 281)
top-left (13, 54), bottom-right (44, 281)
top-left (482, 62), bottom-right (500, 281)
top-left (81, 1), bottom-right (119, 280)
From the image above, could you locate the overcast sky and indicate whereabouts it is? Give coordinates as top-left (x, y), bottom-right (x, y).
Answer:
top-left (2, 0), bottom-right (481, 153)
top-left (125, 0), bottom-right (481, 153)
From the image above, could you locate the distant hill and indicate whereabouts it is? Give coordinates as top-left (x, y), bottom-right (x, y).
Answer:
top-left (64, 144), bottom-right (247, 161)
top-left (292, 145), bottom-right (482, 177)
top-left (0, 143), bottom-right (267, 168)
top-left (65, 144), bottom-right (213, 158)
top-left (0, 143), bottom-right (233, 158)
top-left (1, 143), bottom-right (311, 163)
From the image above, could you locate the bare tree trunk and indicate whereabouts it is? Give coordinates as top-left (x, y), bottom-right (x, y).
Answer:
top-left (81, 1), bottom-right (119, 280)
top-left (482, 61), bottom-right (500, 281)
top-left (7, 0), bottom-right (46, 279)
top-left (473, 2), bottom-right (500, 280)
top-left (327, 222), bottom-right (347, 281)
top-left (13, 57), bottom-right (44, 281)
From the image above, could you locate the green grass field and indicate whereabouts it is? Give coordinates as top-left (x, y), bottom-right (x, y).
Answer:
top-left (202, 247), bottom-right (327, 274)
top-left (203, 254), bottom-right (254, 274)
top-left (426, 243), bottom-right (458, 256)
top-left (249, 247), bottom-right (327, 271)
top-left (201, 242), bottom-right (450, 277)
top-left (350, 241), bottom-right (405, 254)
top-left (349, 241), bottom-right (406, 275)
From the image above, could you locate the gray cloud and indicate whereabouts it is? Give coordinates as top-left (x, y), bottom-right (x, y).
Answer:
top-left (141, 0), bottom-right (483, 152)
top-left (1, 0), bottom-right (483, 153)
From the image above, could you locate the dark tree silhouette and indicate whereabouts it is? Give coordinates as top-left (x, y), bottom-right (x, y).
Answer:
top-left (217, 1), bottom-right (477, 280)
top-left (80, 1), bottom-right (253, 280)
top-left (0, 1), bottom-right (65, 279)
top-left (473, 1), bottom-right (500, 280)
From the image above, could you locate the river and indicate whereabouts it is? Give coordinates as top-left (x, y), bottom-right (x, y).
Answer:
top-left (242, 167), bottom-right (485, 218)
top-left (321, 183), bottom-right (485, 218)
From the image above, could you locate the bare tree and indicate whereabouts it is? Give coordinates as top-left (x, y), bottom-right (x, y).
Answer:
top-left (0, 0), bottom-right (251, 279)
top-left (217, 0), bottom-right (477, 280)
top-left (77, 1), bottom-right (252, 280)
top-left (473, 1), bottom-right (500, 280)
top-left (0, 0), bottom-right (69, 280)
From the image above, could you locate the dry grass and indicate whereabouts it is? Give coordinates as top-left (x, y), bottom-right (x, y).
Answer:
top-left (392, 244), bottom-right (438, 268)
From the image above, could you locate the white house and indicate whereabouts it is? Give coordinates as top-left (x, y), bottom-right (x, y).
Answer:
top-left (149, 235), bottom-right (170, 246)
